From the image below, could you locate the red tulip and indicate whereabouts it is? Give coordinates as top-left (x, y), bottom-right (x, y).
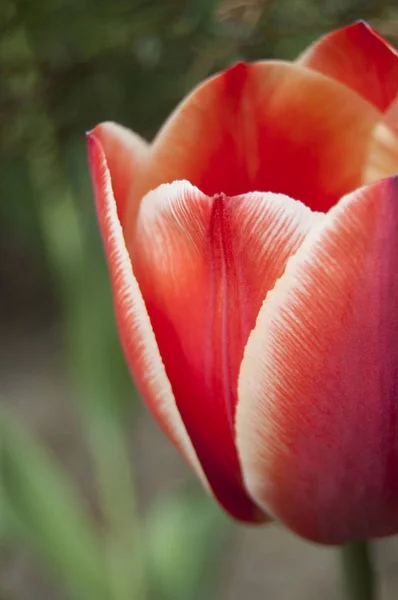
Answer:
top-left (88, 22), bottom-right (398, 544)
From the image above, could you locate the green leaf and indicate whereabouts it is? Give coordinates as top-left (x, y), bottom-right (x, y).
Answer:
top-left (0, 406), bottom-right (108, 600)
top-left (0, 484), bottom-right (8, 545)
top-left (83, 414), bottom-right (147, 600)
top-left (145, 491), bottom-right (231, 600)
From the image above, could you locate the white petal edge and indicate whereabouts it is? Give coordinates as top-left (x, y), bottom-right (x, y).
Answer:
top-left (89, 134), bottom-right (209, 490)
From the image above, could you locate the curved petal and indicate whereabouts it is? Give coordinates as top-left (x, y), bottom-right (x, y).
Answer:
top-left (298, 21), bottom-right (398, 112)
top-left (125, 61), bottom-right (381, 239)
top-left (236, 176), bottom-right (398, 544)
top-left (131, 180), bottom-right (320, 521)
top-left (86, 132), bottom-right (208, 490)
top-left (90, 122), bottom-right (149, 226)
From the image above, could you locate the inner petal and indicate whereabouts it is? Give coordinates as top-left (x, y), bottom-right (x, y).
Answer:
top-left (126, 61), bottom-right (382, 238)
top-left (131, 181), bottom-right (320, 520)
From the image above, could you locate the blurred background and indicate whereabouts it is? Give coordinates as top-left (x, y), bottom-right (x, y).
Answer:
top-left (1, 0), bottom-right (398, 599)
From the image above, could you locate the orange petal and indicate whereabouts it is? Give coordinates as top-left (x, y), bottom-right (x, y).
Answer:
top-left (364, 120), bottom-right (398, 185)
top-left (131, 180), bottom-right (320, 521)
top-left (298, 21), bottom-right (398, 112)
top-left (236, 176), bottom-right (398, 544)
top-left (86, 132), bottom-right (208, 490)
top-left (125, 61), bottom-right (381, 239)
top-left (384, 96), bottom-right (398, 135)
top-left (90, 122), bottom-right (149, 226)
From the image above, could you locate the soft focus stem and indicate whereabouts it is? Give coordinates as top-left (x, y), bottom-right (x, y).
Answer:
top-left (341, 541), bottom-right (375, 600)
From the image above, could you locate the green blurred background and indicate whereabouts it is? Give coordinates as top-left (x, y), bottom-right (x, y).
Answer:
top-left (1, 1), bottom-right (398, 599)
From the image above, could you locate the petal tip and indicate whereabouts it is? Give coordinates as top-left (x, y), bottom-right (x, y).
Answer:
top-left (86, 130), bottom-right (102, 167)
top-left (223, 61), bottom-right (250, 97)
top-left (352, 19), bottom-right (371, 29)
top-left (86, 121), bottom-right (127, 147)
top-left (337, 20), bottom-right (378, 39)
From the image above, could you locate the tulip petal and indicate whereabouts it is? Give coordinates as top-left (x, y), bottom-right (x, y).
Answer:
top-left (132, 180), bottom-right (320, 521)
top-left (364, 121), bottom-right (398, 185)
top-left (90, 122), bottom-right (149, 226)
top-left (125, 60), bottom-right (382, 236)
top-left (86, 133), bottom-right (208, 490)
top-left (385, 97), bottom-right (398, 135)
top-left (298, 21), bottom-right (398, 112)
top-left (236, 176), bottom-right (398, 544)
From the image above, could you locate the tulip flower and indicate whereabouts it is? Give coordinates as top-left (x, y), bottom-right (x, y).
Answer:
top-left (87, 21), bottom-right (398, 545)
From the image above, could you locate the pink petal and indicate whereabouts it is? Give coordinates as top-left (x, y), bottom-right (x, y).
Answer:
top-left (131, 181), bottom-right (320, 521)
top-left (236, 176), bottom-right (398, 544)
top-left (298, 21), bottom-right (398, 112)
top-left (125, 60), bottom-right (381, 238)
top-left (90, 122), bottom-right (149, 226)
top-left (86, 132), bottom-right (207, 489)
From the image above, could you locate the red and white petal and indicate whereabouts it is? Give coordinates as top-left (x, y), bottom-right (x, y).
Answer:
top-left (90, 122), bottom-right (149, 227)
top-left (125, 60), bottom-right (381, 239)
top-left (131, 181), bottom-right (320, 521)
top-left (298, 21), bottom-right (398, 112)
top-left (236, 176), bottom-right (398, 544)
top-left (86, 132), bottom-right (207, 490)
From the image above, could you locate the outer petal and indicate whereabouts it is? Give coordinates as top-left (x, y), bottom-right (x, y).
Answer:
top-left (90, 122), bottom-right (149, 226)
top-left (125, 60), bottom-right (382, 239)
top-left (298, 21), bottom-right (398, 112)
top-left (86, 132), bottom-right (208, 491)
top-left (131, 181), bottom-right (321, 521)
top-left (236, 176), bottom-right (398, 544)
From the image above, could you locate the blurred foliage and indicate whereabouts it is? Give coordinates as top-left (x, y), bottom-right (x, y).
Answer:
top-left (145, 493), bottom-right (230, 600)
top-left (0, 406), bottom-right (108, 600)
top-left (1, 0), bottom-right (398, 599)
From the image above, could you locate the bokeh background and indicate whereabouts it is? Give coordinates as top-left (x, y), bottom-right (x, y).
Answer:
top-left (1, 1), bottom-right (398, 599)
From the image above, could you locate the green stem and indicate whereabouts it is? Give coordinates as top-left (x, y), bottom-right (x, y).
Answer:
top-left (341, 541), bottom-right (375, 600)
